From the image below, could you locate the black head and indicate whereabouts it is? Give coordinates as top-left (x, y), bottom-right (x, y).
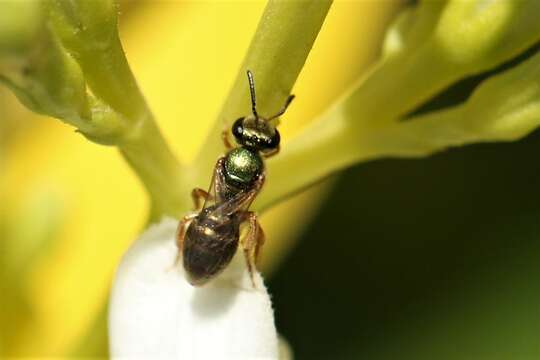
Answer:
top-left (231, 70), bottom-right (294, 154)
top-left (232, 116), bottom-right (280, 153)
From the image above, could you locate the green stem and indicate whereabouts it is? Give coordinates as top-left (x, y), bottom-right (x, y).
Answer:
top-left (47, 0), bottom-right (187, 220)
top-left (47, 0), bottom-right (146, 121)
top-left (258, 41), bottom-right (540, 210)
top-left (255, 106), bottom-right (374, 211)
top-left (192, 0), bottom-right (333, 189)
top-left (119, 118), bottom-right (187, 222)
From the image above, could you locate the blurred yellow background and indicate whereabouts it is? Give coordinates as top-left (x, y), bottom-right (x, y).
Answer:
top-left (0, 1), bottom-right (397, 357)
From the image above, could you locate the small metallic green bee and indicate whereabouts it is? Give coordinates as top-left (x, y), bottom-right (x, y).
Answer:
top-left (176, 70), bottom-right (294, 286)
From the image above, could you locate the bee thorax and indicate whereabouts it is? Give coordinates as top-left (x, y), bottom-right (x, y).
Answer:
top-left (224, 147), bottom-right (263, 188)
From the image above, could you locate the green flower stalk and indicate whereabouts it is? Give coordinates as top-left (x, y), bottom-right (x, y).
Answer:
top-left (256, 0), bottom-right (540, 210)
top-left (1, 0), bottom-right (335, 222)
top-left (0, 0), bottom-right (185, 220)
top-left (194, 0), bottom-right (333, 185)
top-left (47, 0), bottom-right (142, 121)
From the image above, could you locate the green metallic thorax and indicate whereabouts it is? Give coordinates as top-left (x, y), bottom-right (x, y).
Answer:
top-left (224, 147), bottom-right (264, 188)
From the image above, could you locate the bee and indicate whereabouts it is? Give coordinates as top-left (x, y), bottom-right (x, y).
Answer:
top-left (176, 70), bottom-right (294, 286)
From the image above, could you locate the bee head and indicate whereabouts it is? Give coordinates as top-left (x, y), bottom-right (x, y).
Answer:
top-left (231, 70), bottom-right (293, 154)
top-left (231, 116), bottom-right (280, 153)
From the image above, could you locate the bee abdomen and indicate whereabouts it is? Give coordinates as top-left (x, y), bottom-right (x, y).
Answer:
top-left (183, 220), bottom-right (239, 286)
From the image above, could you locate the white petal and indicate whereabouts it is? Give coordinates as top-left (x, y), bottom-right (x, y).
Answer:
top-left (109, 217), bottom-right (279, 359)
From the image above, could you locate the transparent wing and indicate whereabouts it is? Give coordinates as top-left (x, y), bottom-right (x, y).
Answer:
top-left (199, 158), bottom-right (221, 210)
top-left (213, 181), bottom-right (263, 217)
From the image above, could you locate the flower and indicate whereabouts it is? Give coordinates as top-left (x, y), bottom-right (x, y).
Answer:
top-left (109, 218), bottom-right (284, 359)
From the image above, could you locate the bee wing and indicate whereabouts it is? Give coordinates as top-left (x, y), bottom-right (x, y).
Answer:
top-left (213, 177), bottom-right (264, 217)
top-left (200, 157), bottom-right (225, 210)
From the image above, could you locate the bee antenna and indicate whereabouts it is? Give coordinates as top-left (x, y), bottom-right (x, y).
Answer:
top-left (268, 94), bottom-right (295, 121)
top-left (247, 70), bottom-right (258, 118)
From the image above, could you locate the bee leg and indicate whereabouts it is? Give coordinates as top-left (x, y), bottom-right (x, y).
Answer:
top-left (174, 213), bottom-right (197, 266)
top-left (240, 211), bottom-right (265, 288)
top-left (191, 188), bottom-right (211, 210)
top-left (221, 127), bottom-right (234, 150)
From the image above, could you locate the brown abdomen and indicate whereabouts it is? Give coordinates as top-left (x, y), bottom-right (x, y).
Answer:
top-left (183, 217), bottom-right (239, 286)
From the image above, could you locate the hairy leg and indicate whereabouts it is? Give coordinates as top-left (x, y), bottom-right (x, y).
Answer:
top-left (191, 188), bottom-right (210, 210)
top-left (239, 211), bottom-right (265, 287)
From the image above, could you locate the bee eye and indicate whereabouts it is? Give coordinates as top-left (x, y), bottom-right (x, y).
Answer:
top-left (232, 118), bottom-right (244, 142)
top-left (267, 129), bottom-right (280, 149)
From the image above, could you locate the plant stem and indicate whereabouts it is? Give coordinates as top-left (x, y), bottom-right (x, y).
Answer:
top-left (257, 41), bottom-right (540, 211)
top-left (48, 0), bottom-right (187, 220)
top-left (192, 0), bottom-right (333, 189)
top-left (47, 0), bottom-right (146, 121)
top-left (119, 118), bottom-right (187, 222)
